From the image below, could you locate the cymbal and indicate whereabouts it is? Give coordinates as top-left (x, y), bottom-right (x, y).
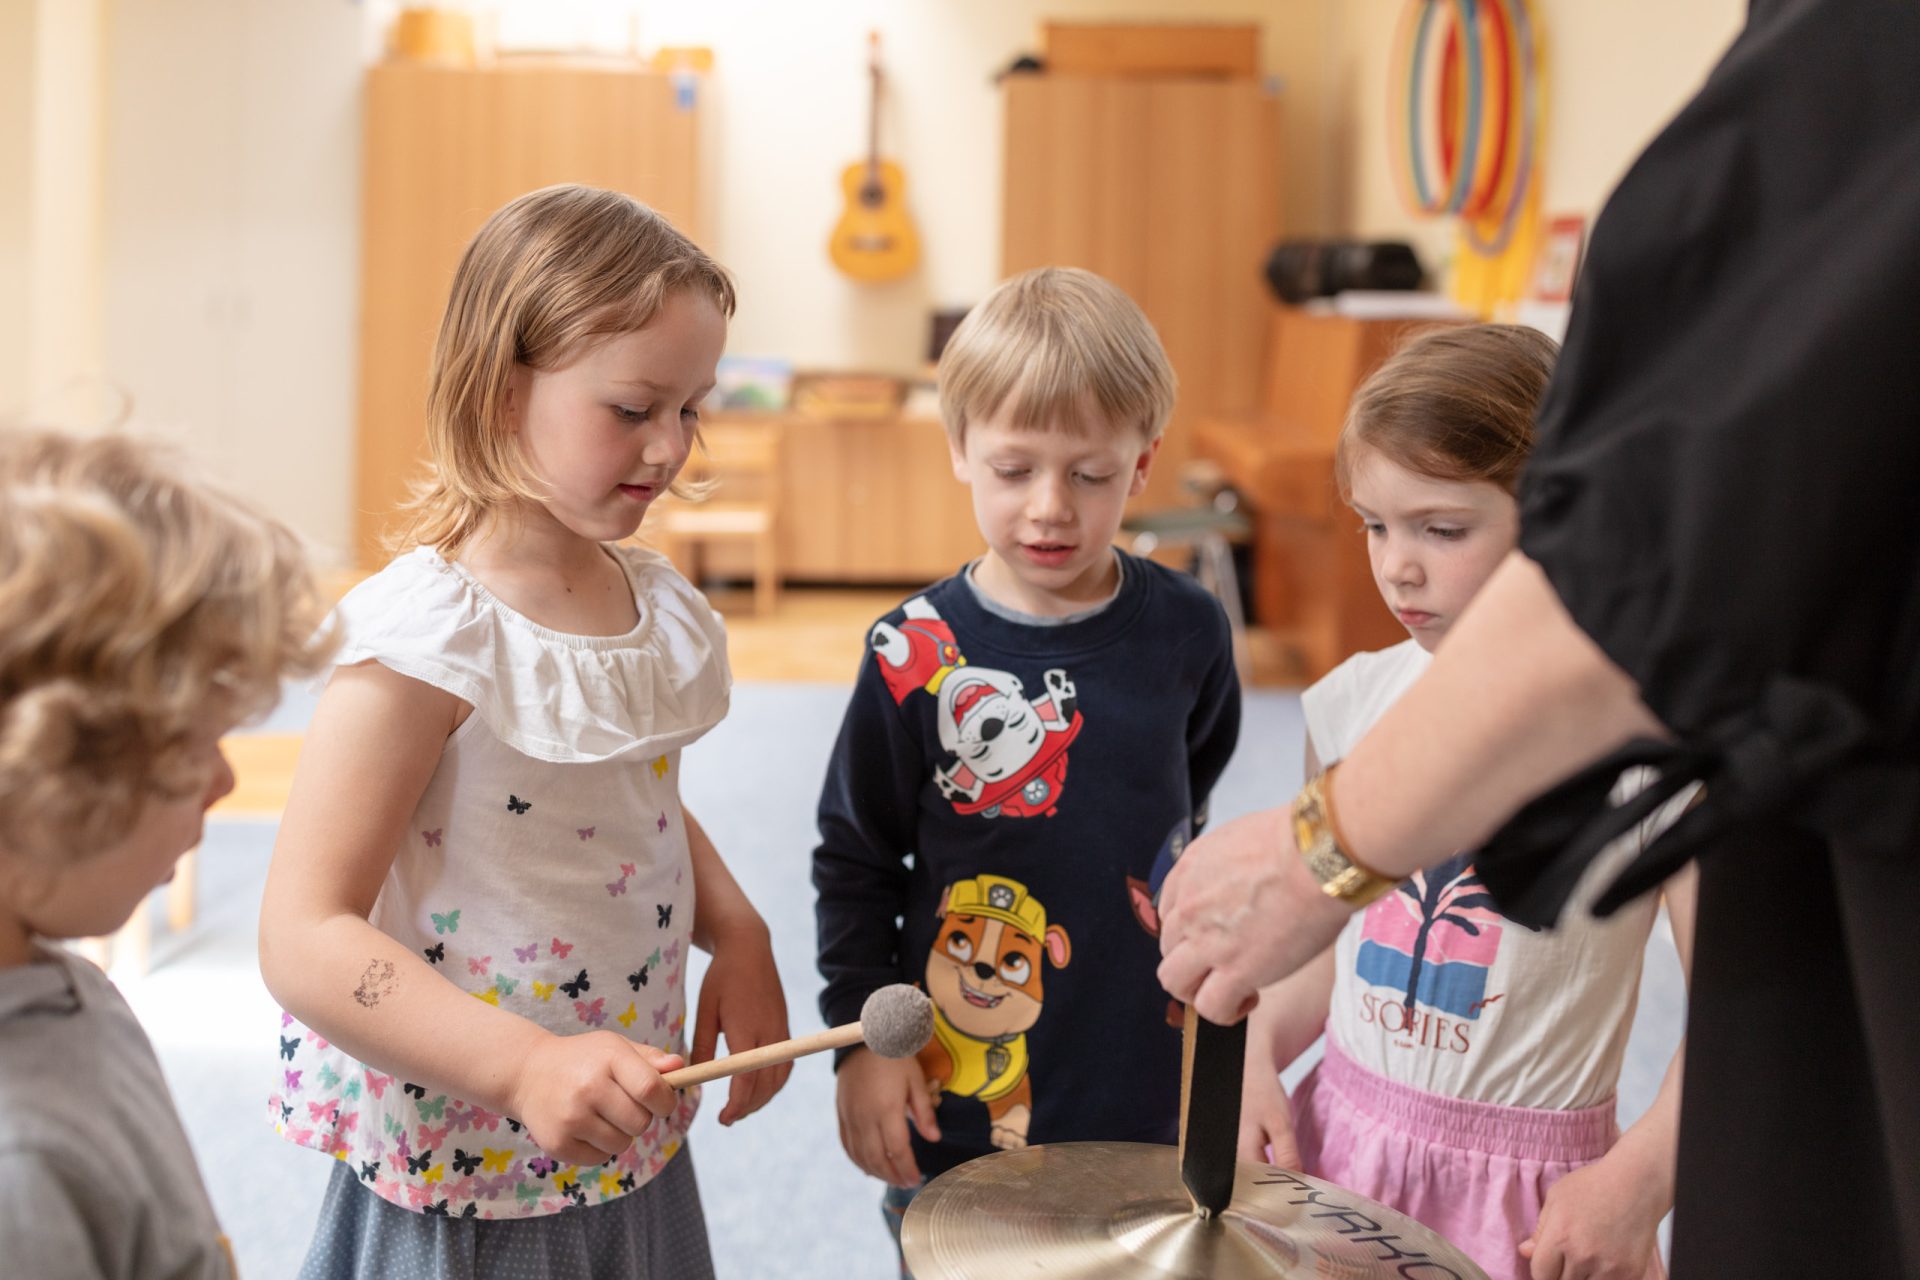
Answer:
top-left (901, 1142), bottom-right (1488, 1279)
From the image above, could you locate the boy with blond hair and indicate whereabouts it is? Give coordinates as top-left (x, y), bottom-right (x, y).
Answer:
top-left (0, 429), bottom-right (333, 1276)
top-left (813, 267), bottom-right (1241, 1260)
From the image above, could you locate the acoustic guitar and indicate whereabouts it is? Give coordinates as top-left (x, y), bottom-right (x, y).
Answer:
top-left (829, 31), bottom-right (921, 283)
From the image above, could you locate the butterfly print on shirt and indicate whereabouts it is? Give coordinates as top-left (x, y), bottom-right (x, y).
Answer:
top-left (506, 794), bottom-right (531, 815)
top-left (656, 903), bottom-right (672, 928)
top-left (559, 969), bottom-right (590, 999)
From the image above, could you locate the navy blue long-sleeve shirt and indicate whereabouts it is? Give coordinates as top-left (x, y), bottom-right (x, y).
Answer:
top-left (813, 553), bottom-right (1240, 1177)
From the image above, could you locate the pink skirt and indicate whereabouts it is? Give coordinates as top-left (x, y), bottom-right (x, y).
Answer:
top-left (1290, 1041), bottom-right (1664, 1280)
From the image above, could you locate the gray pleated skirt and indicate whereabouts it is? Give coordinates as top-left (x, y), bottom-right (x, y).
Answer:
top-left (298, 1146), bottom-right (714, 1280)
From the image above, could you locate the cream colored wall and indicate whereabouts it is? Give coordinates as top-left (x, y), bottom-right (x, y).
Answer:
top-left (5, 0), bottom-right (109, 420)
top-left (0, 2), bottom-right (33, 412)
top-left (1323, 0), bottom-right (1747, 272)
top-left (100, 0), bottom-right (362, 563)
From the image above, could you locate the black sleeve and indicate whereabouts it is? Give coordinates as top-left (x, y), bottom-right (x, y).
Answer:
top-left (1185, 599), bottom-right (1242, 833)
top-left (1479, 0), bottom-right (1920, 925)
top-left (812, 651), bottom-right (927, 1031)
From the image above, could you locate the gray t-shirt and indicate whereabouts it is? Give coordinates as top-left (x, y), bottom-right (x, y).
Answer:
top-left (0, 947), bottom-right (232, 1278)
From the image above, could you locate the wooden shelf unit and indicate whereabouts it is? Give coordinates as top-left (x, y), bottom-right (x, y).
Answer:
top-left (354, 60), bottom-right (704, 568)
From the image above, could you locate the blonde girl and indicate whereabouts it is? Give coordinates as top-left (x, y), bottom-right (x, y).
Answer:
top-left (261, 185), bottom-right (788, 1279)
top-left (1239, 326), bottom-right (1694, 1280)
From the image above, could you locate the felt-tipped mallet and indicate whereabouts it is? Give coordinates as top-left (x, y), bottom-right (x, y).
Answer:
top-left (661, 984), bottom-right (934, 1090)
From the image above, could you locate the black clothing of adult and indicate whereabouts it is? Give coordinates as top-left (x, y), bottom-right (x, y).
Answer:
top-left (1476, 1), bottom-right (1920, 1273)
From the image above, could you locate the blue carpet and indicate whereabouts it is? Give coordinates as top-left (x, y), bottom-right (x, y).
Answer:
top-left (121, 682), bottom-right (1681, 1277)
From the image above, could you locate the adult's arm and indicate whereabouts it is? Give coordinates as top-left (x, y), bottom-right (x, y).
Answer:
top-left (1158, 552), bottom-right (1664, 1023)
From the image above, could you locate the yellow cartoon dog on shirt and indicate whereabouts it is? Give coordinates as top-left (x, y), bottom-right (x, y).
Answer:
top-left (918, 874), bottom-right (1071, 1150)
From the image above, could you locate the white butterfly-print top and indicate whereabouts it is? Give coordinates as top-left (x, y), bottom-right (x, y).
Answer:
top-left (268, 544), bottom-right (727, 1218)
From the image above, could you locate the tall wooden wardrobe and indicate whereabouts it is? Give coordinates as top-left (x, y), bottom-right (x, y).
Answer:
top-left (1000, 74), bottom-right (1283, 509)
top-left (354, 60), bottom-right (705, 568)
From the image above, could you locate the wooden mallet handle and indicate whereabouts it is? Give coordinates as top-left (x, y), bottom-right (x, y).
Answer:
top-left (662, 1022), bottom-right (865, 1089)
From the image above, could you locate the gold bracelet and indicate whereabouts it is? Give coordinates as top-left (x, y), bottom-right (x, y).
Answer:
top-left (1292, 766), bottom-right (1399, 908)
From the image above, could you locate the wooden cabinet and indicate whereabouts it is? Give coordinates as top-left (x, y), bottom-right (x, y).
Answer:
top-left (1001, 75), bottom-right (1282, 509)
top-left (700, 414), bottom-right (979, 585)
top-left (354, 60), bottom-right (704, 568)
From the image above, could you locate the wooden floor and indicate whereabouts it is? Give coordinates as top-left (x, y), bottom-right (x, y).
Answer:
top-left (708, 584), bottom-right (903, 683)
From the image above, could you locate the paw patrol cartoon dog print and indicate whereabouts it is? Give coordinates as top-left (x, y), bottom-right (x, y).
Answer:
top-left (918, 874), bottom-right (1070, 1150)
top-left (870, 597), bottom-right (1083, 819)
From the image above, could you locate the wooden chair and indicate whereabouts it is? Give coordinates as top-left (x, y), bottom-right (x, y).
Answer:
top-left (652, 421), bottom-right (783, 614)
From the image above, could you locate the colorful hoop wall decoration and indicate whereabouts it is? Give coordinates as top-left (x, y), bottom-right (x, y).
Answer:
top-left (1391, 0), bottom-right (1542, 257)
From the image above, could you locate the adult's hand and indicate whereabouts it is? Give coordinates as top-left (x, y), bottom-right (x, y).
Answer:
top-left (1156, 808), bottom-right (1353, 1023)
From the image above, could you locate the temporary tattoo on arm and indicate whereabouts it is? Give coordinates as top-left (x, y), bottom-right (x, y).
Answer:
top-left (353, 959), bottom-right (398, 1008)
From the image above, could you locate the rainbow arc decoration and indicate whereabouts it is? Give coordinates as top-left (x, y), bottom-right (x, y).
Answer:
top-left (1390, 0), bottom-right (1543, 260)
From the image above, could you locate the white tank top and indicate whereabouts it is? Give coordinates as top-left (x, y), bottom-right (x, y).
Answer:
top-left (1302, 641), bottom-right (1675, 1110)
top-left (270, 543), bottom-right (729, 1217)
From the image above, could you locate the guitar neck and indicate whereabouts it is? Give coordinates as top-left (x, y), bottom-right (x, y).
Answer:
top-left (867, 34), bottom-right (882, 186)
